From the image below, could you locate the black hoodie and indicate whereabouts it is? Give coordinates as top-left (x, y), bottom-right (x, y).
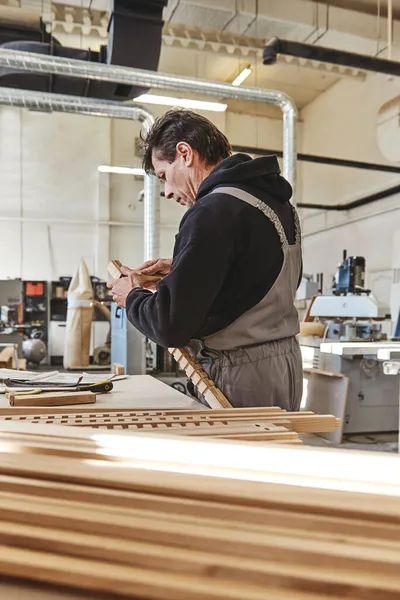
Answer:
top-left (125, 153), bottom-right (302, 348)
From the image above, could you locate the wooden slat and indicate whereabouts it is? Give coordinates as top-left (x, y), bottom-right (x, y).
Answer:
top-left (0, 474), bottom-right (398, 545)
top-left (1, 488), bottom-right (400, 598)
top-left (0, 411), bottom-right (339, 435)
top-left (0, 427), bottom-right (399, 508)
top-left (0, 543), bottom-right (357, 600)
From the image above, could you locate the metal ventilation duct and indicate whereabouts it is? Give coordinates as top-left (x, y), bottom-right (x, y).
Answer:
top-left (0, 0), bottom-right (168, 100)
top-left (263, 37), bottom-right (400, 78)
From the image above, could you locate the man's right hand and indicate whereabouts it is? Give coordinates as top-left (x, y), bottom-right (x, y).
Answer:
top-left (138, 258), bottom-right (172, 277)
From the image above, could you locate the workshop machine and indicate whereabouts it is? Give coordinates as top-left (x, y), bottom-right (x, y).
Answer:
top-left (309, 250), bottom-right (390, 342)
top-left (300, 251), bottom-right (399, 437)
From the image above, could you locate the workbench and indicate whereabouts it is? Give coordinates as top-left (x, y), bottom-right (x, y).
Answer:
top-left (0, 375), bottom-right (203, 412)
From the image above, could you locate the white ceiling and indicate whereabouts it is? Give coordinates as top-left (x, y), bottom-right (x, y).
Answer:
top-left (6, 0), bottom-right (400, 117)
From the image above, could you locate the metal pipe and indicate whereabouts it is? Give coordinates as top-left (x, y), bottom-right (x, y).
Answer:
top-left (220, 0), bottom-right (239, 33)
top-left (376, 0), bottom-right (382, 55)
top-left (167, 0), bottom-right (181, 24)
top-left (388, 0), bottom-right (393, 60)
top-left (143, 167), bottom-right (160, 261)
top-left (0, 215), bottom-right (177, 228)
top-left (0, 86), bottom-right (160, 260)
top-left (282, 103), bottom-right (296, 200)
top-left (0, 48), bottom-right (298, 202)
top-left (241, 0), bottom-right (258, 36)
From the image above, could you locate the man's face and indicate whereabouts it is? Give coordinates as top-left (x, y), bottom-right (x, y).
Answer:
top-left (152, 144), bottom-right (198, 208)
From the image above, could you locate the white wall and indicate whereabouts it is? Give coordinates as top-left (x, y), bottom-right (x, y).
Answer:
top-left (0, 107), bottom-right (110, 281)
top-left (300, 68), bottom-right (400, 309)
top-left (0, 104), bottom-right (292, 283)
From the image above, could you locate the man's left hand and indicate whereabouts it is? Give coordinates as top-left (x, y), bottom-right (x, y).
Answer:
top-left (107, 266), bottom-right (145, 308)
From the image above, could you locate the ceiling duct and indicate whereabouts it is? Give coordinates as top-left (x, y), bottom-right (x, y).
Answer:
top-left (0, 0), bottom-right (168, 100)
top-left (263, 37), bottom-right (400, 77)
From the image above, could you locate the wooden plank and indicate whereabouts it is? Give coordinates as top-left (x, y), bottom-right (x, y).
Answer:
top-left (0, 543), bottom-right (362, 600)
top-left (2, 493), bottom-right (400, 598)
top-left (1, 474), bottom-right (399, 545)
top-left (0, 428), bottom-right (299, 455)
top-left (3, 491), bottom-right (400, 578)
top-left (1, 439), bottom-right (400, 518)
top-left (8, 392), bottom-right (96, 408)
top-left (2, 509), bottom-right (400, 584)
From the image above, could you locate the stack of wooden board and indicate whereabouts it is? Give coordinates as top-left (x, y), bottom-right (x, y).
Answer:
top-left (0, 424), bottom-right (399, 599)
top-left (0, 406), bottom-right (341, 444)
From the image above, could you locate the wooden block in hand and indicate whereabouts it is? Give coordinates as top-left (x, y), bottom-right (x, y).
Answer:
top-left (108, 260), bottom-right (161, 286)
top-left (8, 391), bottom-right (96, 407)
top-left (107, 260), bottom-right (123, 280)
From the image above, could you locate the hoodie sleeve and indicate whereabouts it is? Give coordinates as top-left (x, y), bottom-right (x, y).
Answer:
top-left (125, 203), bottom-right (235, 348)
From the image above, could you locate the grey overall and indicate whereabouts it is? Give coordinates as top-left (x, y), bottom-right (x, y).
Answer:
top-left (191, 187), bottom-right (303, 411)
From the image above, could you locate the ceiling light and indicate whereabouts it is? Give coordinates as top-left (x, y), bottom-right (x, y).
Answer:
top-left (232, 66), bottom-right (252, 87)
top-left (98, 166), bottom-right (144, 175)
top-left (134, 94), bottom-right (227, 112)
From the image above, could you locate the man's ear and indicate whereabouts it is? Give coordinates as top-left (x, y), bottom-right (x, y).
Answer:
top-left (176, 142), bottom-right (194, 166)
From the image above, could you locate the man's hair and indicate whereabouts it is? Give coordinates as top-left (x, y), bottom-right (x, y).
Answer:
top-left (142, 109), bottom-right (232, 174)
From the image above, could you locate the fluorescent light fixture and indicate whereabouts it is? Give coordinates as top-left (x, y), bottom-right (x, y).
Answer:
top-left (232, 66), bottom-right (252, 87)
top-left (134, 94), bottom-right (227, 112)
top-left (98, 166), bottom-right (144, 175)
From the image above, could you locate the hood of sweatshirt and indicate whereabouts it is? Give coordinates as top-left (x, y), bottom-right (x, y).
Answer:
top-left (197, 153), bottom-right (293, 204)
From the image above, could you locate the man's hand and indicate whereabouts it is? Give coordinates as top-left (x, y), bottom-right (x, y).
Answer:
top-left (138, 258), bottom-right (172, 277)
top-left (117, 264), bottom-right (163, 292)
top-left (107, 267), bottom-right (147, 308)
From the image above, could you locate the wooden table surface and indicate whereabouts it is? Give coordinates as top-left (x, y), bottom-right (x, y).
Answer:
top-left (0, 374), bottom-right (203, 412)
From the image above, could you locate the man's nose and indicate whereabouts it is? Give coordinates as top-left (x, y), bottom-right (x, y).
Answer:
top-left (165, 184), bottom-right (174, 200)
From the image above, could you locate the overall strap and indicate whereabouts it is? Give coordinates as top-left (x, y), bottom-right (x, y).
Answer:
top-left (211, 186), bottom-right (301, 247)
top-left (211, 186), bottom-right (288, 247)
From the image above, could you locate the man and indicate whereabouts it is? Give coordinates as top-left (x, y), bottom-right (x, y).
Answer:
top-left (109, 109), bottom-right (303, 410)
